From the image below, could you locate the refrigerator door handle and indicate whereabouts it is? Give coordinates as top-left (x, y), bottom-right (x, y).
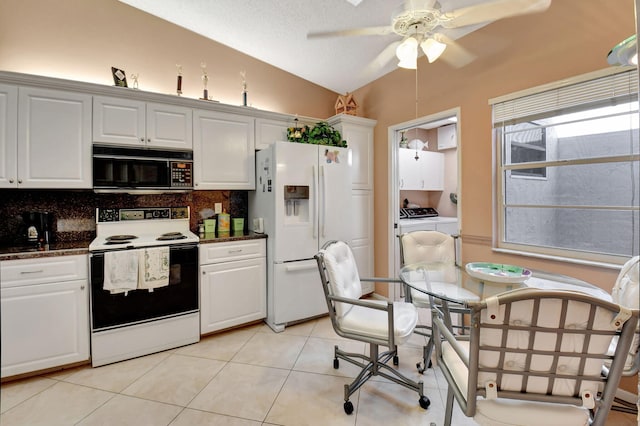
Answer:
top-left (319, 165), bottom-right (326, 238)
top-left (285, 263), bottom-right (318, 272)
top-left (321, 165), bottom-right (328, 238)
top-left (312, 165), bottom-right (318, 239)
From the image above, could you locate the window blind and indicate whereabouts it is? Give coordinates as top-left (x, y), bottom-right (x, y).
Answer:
top-left (493, 69), bottom-right (638, 125)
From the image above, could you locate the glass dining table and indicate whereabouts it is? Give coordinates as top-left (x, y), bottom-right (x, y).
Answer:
top-left (399, 262), bottom-right (612, 307)
top-left (398, 262), bottom-right (613, 370)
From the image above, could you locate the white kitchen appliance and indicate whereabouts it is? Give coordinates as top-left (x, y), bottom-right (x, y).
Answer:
top-left (89, 207), bottom-right (200, 367)
top-left (250, 141), bottom-right (352, 332)
top-left (398, 207), bottom-right (458, 235)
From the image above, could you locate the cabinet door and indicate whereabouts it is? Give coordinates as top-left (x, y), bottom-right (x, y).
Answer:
top-left (0, 83), bottom-right (17, 188)
top-left (93, 96), bottom-right (145, 146)
top-left (193, 110), bottom-right (255, 190)
top-left (18, 87), bottom-right (92, 188)
top-left (341, 123), bottom-right (373, 190)
top-left (399, 148), bottom-right (420, 190)
top-left (351, 190), bottom-right (374, 293)
top-left (437, 124), bottom-right (457, 150)
top-left (420, 151), bottom-right (444, 190)
top-left (200, 257), bottom-right (266, 334)
top-left (255, 118), bottom-right (288, 150)
top-left (146, 102), bottom-right (193, 149)
top-left (1, 280), bottom-right (89, 378)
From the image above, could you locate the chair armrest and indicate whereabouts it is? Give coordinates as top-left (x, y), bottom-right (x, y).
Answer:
top-left (328, 294), bottom-right (391, 312)
top-left (433, 313), bottom-right (469, 366)
top-left (361, 277), bottom-right (401, 284)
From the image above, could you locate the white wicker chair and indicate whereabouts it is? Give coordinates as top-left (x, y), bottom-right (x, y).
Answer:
top-left (433, 287), bottom-right (639, 426)
top-left (606, 255), bottom-right (639, 414)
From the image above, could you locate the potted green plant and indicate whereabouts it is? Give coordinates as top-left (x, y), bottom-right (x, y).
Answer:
top-left (287, 121), bottom-right (347, 147)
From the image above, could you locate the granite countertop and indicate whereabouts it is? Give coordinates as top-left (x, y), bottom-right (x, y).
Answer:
top-left (0, 233), bottom-right (267, 261)
top-left (198, 232), bottom-right (267, 244)
top-left (0, 240), bottom-right (93, 261)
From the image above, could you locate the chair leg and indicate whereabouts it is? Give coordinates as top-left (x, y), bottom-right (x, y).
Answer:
top-left (333, 342), bottom-right (430, 414)
top-left (418, 337), bottom-right (434, 373)
top-left (444, 387), bottom-right (455, 426)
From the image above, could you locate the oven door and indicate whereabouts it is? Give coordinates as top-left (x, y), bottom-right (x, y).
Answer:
top-left (90, 243), bottom-right (198, 331)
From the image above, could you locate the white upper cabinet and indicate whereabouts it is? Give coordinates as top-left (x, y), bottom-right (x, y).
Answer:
top-left (0, 84), bottom-right (18, 188)
top-left (399, 149), bottom-right (444, 191)
top-left (329, 115), bottom-right (375, 190)
top-left (193, 109), bottom-right (255, 190)
top-left (437, 124), bottom-right (457, 150)
top-left (255, 118), bottom-right (289, 150)
top-left (93, 96), bottom-right (192, 150)
top-left (15, 87), bottom-right (92, 189)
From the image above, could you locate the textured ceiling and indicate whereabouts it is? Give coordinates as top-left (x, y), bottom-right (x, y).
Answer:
top-left (118, 0), bottom-right (492, 94)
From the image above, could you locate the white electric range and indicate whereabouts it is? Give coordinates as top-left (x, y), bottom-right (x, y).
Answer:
top-left (398, 207), bottom-right (458, 235)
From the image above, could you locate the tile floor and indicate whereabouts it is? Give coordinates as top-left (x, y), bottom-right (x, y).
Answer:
top-left (1, 315), bottom-right (636, 426)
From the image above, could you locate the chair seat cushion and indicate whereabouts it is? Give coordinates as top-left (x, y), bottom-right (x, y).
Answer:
top-left (340, 300), bottom-right (417, 345)
top-left (441, 341), bottom-right (590, 426)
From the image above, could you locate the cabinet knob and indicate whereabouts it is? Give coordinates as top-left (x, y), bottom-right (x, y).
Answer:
top-left (9, 178), bottom-right (14, 183)
top-left (140, 137), bottom-right (144, 142)
top-left (147, 138), bottom-right (151, 143)
top-left (18, 179), bottom-right (22, 184)
top-left (81, 285), bottom-right (85, 290)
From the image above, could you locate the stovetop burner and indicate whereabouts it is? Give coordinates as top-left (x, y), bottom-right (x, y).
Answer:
top-left (90, 207), bottom-right (199, 252)
top-left (106, 235), bottom-right (138, 241)
top-left (157, 232), bottom-right (187, 241)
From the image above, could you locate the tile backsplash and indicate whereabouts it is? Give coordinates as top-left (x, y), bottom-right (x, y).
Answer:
top-left (0, 189), bottom-right (248, 245)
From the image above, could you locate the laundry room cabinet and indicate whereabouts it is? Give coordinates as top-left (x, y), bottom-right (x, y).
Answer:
top-left (199, 239), bottom-right (266, 334)
top-left (399, 149), bottom-right (444, 191)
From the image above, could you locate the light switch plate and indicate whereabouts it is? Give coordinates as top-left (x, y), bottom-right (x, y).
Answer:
top-left (214, 203), bottom-right (222, 214)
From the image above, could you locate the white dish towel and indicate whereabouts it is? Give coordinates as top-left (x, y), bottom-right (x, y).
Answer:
top-left (138, 247), bottom-right (170, 292)
top-left (103, 250), bottom-right (139, 295)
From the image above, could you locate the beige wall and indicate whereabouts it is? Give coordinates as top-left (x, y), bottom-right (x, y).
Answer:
top-left (0, 0), bottom-right (337, 119)
top-left (0, 0), bottom-right (634, 289)
top-left (353, 0), bottom-right (636, 293)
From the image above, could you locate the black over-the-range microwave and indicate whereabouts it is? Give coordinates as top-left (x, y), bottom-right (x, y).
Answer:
top-left (93, 145), bottom-right (193, 193)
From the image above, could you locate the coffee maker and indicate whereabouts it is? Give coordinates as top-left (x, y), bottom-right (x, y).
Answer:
top-left (20, 211), bottom-right (52, 246)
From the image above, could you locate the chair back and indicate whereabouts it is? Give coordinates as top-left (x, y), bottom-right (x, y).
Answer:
top-left (459, 288), bottom-right (638, 423)
top-left (610, 256), bottom-right (639, 374)
top-left (399, 230), bottom-right (455, 266)
top-left (315, 240), bottom-right (362, 319)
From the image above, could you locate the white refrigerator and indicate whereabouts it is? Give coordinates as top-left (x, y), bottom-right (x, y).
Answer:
top-left (249, 141), bottom-right (352, 331)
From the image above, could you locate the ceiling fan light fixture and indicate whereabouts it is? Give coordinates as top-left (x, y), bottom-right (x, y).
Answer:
top-left (421, 37), bottom-right (447, 63)
top-left (607, 34), bottom-right (638, 66)
top-left (396, 36), bottom-right (418, 69)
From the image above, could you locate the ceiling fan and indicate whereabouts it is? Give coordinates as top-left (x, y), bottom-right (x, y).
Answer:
top-left (309, 0), bottom-right (552, 69)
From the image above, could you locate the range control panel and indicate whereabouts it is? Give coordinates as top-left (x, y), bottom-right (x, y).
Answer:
top-left (400, 207), bottom-right (439, 219)
top-left (96, 207), bottom-right (190, 222)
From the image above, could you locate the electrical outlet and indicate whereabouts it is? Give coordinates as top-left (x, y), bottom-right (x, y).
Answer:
top-left (214, 203), bottom-right (222, 214)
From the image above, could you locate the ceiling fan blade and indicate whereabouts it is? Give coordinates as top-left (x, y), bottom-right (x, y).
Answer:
top-left (441, 0), bottom-right (551, 29)
top-left (435, 34), bottom-right (477, 68)
top-left (360, 40), bottom-right (402, 79)
top-left (307, 26), bottom-right (393, 39)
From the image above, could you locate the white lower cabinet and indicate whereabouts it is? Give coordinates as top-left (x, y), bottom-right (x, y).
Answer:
top-left (0, 255), bottom-right (90, 378)
top-left (199, 239), bottom-right (266, 334)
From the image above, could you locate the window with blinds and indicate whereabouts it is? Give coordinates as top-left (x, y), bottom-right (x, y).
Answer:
top-left (491, 68), bottom-right (639, 264)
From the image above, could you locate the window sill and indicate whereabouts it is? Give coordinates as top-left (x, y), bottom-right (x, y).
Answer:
top-left (492, 248), bottom-right (624, 271)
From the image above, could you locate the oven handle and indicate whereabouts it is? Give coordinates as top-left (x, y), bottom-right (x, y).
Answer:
top-left (90, 242), bottom-right (198, 256)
